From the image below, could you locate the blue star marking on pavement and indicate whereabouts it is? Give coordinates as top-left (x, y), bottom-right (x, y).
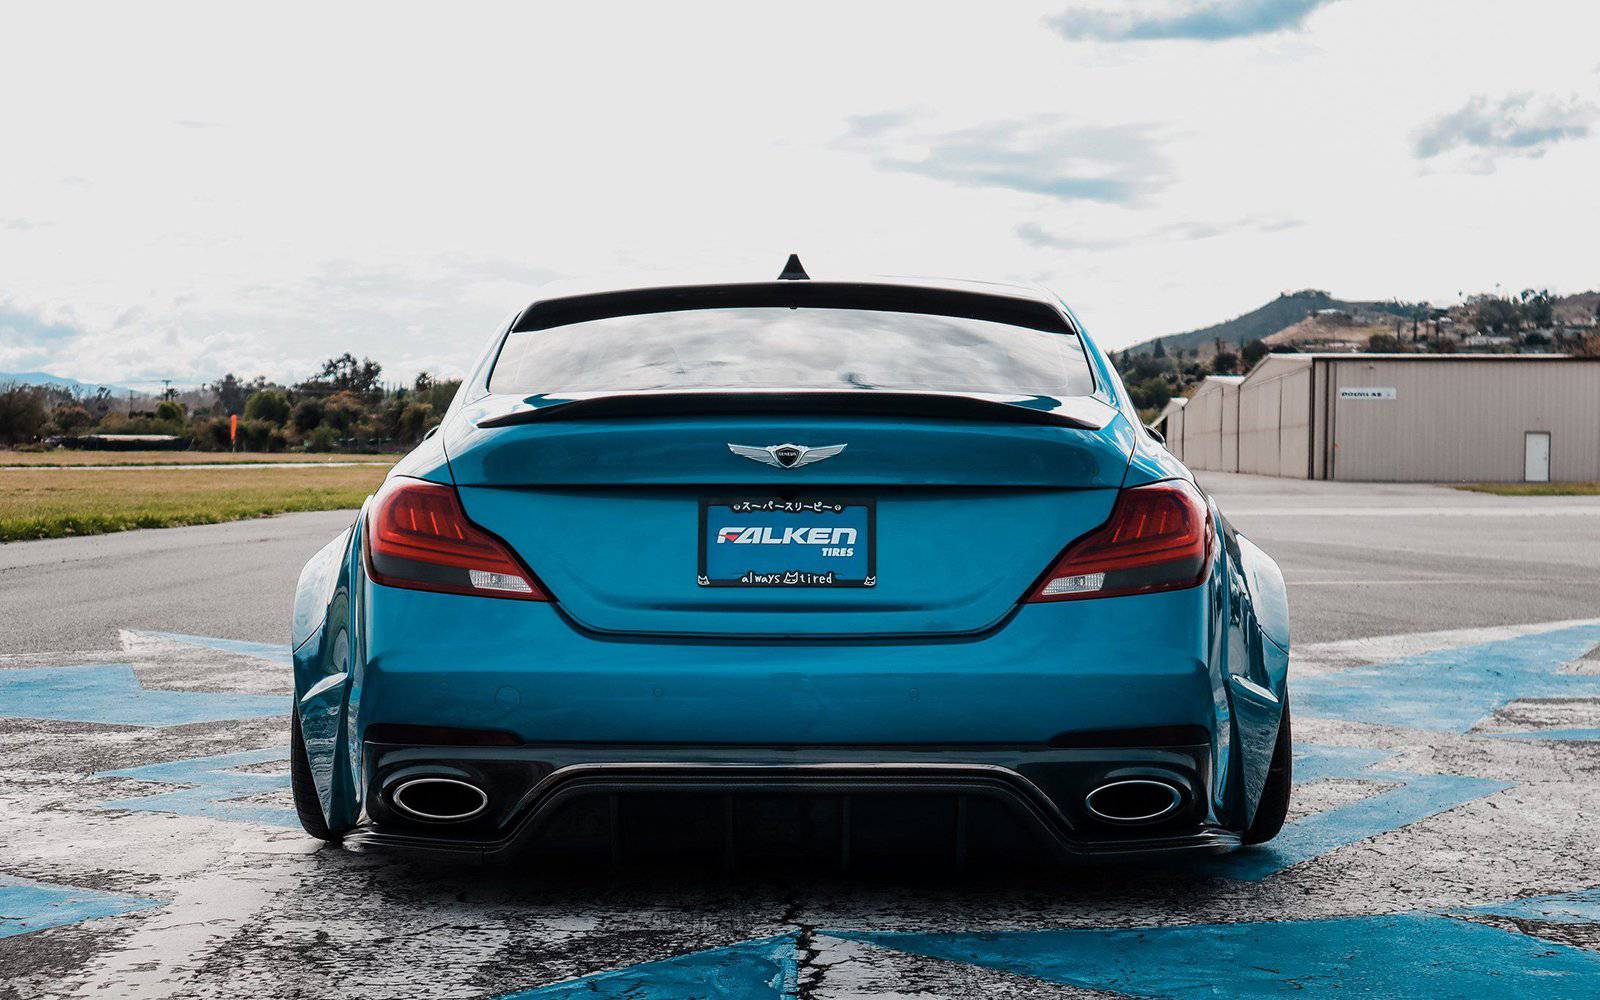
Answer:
top-left (0, 875), bottom-right (160, 938)
top-left (95, 747), bottom-right (295, 827)
top-left (0, 664), bottom-right (284, 727)
top-left (1297, 620), bottom-right (1600, 732)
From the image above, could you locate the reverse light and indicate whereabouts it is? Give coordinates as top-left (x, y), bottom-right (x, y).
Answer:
top-left (1027, 480), bottom-right (1211, 602)
top-left (365, 477), bottom-right (548, 601)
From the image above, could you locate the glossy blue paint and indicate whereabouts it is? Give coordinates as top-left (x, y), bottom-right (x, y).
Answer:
top-left (355, 584), bottom-right (1218, 745)
top-left (0, 664), bottom-right (284, 727)
top-left (459, 481), bottom-right (1120, 637)
top-left (95, 747), bottom-right (294, 827)
top-left (1297, 621), bottom-right (1600, 732)
top-left (1201, 745), bottom-right (1510, 881)
top-left (296, 279), bottom-right (1291, 847)
top-left (834, 913), bottom-right (1600, 998)
top-left (1467, 886), bottom-right (1600, 923)
top-left (448, 415), bottom-right (1136, 488)
top-left (495, 935), bottom-right (796, 999)
top-left (130, 630), bottom-right (291, 666)
top-left (0, 875), bottom-right (159, 938)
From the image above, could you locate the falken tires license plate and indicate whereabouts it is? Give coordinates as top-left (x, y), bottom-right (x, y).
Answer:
top-left (698, 497), bottom-right (875, 588)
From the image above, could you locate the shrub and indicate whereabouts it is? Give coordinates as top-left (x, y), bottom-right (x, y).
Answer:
top-left (305, 425), bottom-right (338, 452)
top-left (292, 397), bottom-right (325, 433)
top-left (0, 386), bottom-right (50, 444)
top-left (244, 389), bottom-right (292, 425)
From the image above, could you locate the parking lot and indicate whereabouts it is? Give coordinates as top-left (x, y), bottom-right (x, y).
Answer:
top-left (3, 473), bottom-right (1599, 998)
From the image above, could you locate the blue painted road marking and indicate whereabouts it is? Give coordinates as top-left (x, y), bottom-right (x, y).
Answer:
top-left (0, 875), bottom-right (159, 938)
top-left (1297, 621), bottom-right (1600, 732)
top-left (129, 630), bottom-right (292, 667)
top-left (95, 747), bottom-right (295, 827)
top-left (0, 664), bottom-right (284, 726)
top-left (1466, 886), bottom-right (1600, 923)
top-left (496, 935), bottom-right (797, 999)
top-left (835, 912), bottom-right (1600, 998)
top-left (1199, 745), bottom-right (1511, 881)
top-left (1486, 728), bottom-right (1600, 742)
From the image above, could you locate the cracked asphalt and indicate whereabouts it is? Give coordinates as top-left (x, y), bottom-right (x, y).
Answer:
top-left (2, 474), bottom-right (1599, 998)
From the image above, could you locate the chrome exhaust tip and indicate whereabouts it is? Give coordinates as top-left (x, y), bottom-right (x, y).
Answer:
top-left (389, 776), bottom-right (490, 822)
top-left (1084, 778), bottom-right (1183, 824)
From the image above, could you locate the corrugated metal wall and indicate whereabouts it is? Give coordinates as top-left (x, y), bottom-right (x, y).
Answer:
top-left (1237, 358), bottom-right (1311, 477)
top-left (1168, 356), bottom-right (1600, 482)
top-left (1324, 358), bottom-right (1600, 482)
top-left (1170, 378), bottom-right (1239, 472)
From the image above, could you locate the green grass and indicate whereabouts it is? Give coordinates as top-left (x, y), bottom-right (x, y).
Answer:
top-left (0, 449), bottom-right (400, 467)
top-left (0, 465), bottom-right (391, 542)
top-left (1454, 482), bottom-right (1600, 496)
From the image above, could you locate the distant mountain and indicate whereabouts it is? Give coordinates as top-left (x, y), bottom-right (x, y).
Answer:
top-left (1128, 290), bottom-right (1416, 356)
top-left (0, 371), bottom-right (140, 397)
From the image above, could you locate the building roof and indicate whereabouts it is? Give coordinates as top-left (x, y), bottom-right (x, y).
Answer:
top-left (1239, 351), bottom-right (1590, 387)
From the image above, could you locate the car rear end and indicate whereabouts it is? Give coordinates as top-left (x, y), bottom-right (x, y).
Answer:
top-left (335, 280), bottom-right (1235, 864)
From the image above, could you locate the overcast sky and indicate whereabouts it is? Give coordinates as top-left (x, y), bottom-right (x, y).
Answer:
top-left (4, 0), bottom-right (1598, 389)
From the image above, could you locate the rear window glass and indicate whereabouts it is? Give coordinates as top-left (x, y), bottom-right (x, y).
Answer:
top-left (488, 308), bottom-right (1095, 398)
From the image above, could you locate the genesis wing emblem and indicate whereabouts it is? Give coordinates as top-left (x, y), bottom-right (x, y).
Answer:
top-left (727, 443), bottom-right (847, 469)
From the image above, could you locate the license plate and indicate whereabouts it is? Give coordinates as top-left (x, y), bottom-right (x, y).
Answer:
top-left (699, 497), bottom-right (875, 588)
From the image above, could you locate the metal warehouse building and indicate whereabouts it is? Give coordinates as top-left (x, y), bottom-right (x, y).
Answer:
top-left (1156, 354), bottom-right (1600, 483)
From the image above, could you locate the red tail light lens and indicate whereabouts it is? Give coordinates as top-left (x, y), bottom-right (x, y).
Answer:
top-left (365, 477), bottom-right (548, 601)
top-left (1027, 480), bottom-right (1211, 602)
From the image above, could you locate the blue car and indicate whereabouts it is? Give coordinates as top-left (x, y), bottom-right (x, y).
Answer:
top-left (289, 260), bottom-right (1292, 864)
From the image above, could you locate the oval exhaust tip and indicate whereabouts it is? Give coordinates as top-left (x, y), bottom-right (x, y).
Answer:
top-left (390, 776), bottom-right (489, 822)
top-left (1084, 778), bottom-right (1183, 824)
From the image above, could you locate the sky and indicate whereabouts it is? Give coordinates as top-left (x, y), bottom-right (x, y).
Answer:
top-left (3, 0), bottom-right (1599, 389)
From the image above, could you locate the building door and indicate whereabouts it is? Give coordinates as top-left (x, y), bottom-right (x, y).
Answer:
top-left (1524, 431), bottom-right (1551, 483)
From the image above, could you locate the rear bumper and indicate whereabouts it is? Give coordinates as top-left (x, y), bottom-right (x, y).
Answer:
top-left (352, 585), bottom-right (1219, 746)
top-left (345, 740), bottom-right (1238, 865)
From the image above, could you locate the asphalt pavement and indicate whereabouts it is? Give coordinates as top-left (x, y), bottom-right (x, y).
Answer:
top-left (2, 475), bottom-right (1599, 998)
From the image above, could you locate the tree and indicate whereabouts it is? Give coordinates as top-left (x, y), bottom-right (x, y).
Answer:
top-left (214, 374), bottom-right (248, 415)
top-left (244, 389), bottom-right (292, 425)
top-left (292, 397), bottom-right (326, 433)
top-left (1241, 339), bottom-right (1269, 368)
top-left (1128, 376), bottom-right (1173, 413)
top-left (300, 353), bottom-right (383, 401)
top-left (51, 405), bottom-right (94, 435)
top-left (1472, 295), bottom-right (1520, 335)
top-left (1518, 289), bottom-right (1554, 328)
top-left (1150, 337), bottom-right (1167, 359)
top-left (0, 385), bottom-right (50, 444)
top-left (320, 391), bottom-right (366, 434)
top-left (154, 400), bottom-right (186, 423)
top-left (1211, 351), bottom-right (1240, 375)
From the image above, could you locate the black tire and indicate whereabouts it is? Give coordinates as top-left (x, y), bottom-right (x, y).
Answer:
top-left (291, 711), bottom-right (339, 843)
top-left (1243, 694), bottom-right (1292, 845)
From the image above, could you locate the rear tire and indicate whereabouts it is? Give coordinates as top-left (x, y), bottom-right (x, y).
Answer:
top-left (291, 711), bottom-right (339, 843)
top-left (1242, 694), bottom-right (1292, 845)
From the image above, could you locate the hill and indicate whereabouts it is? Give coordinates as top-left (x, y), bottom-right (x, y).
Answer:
top-left (0, 371), bottom-right (139, 397)
top-left (1129, 290), bottom-right (1416, 357)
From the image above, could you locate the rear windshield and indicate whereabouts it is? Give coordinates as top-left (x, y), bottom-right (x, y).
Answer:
top-left (488, 307), bottom-right (1096, 398)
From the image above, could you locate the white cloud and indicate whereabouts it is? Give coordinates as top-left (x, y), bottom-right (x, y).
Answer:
top-left (1412, 92), bottom-right (1598, 173)
top-left (0, 0), bottom-right (1598, 380)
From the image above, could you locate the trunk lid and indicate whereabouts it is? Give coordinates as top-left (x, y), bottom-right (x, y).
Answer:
top-left (445, 400), bottom-right (1134, 637)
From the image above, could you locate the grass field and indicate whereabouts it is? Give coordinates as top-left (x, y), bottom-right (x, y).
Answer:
top-left (0, 464), bottom-right (390, 541)
top-left (1455, 482), bottom-right (1600, 496)
top-left (0, 449), bottom-right (399, 467)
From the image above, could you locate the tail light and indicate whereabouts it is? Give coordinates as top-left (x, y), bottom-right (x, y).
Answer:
top-left (1027, 479), bottom-right (1211, 602)
top-left (365, 477), bottom-right (548, 601)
